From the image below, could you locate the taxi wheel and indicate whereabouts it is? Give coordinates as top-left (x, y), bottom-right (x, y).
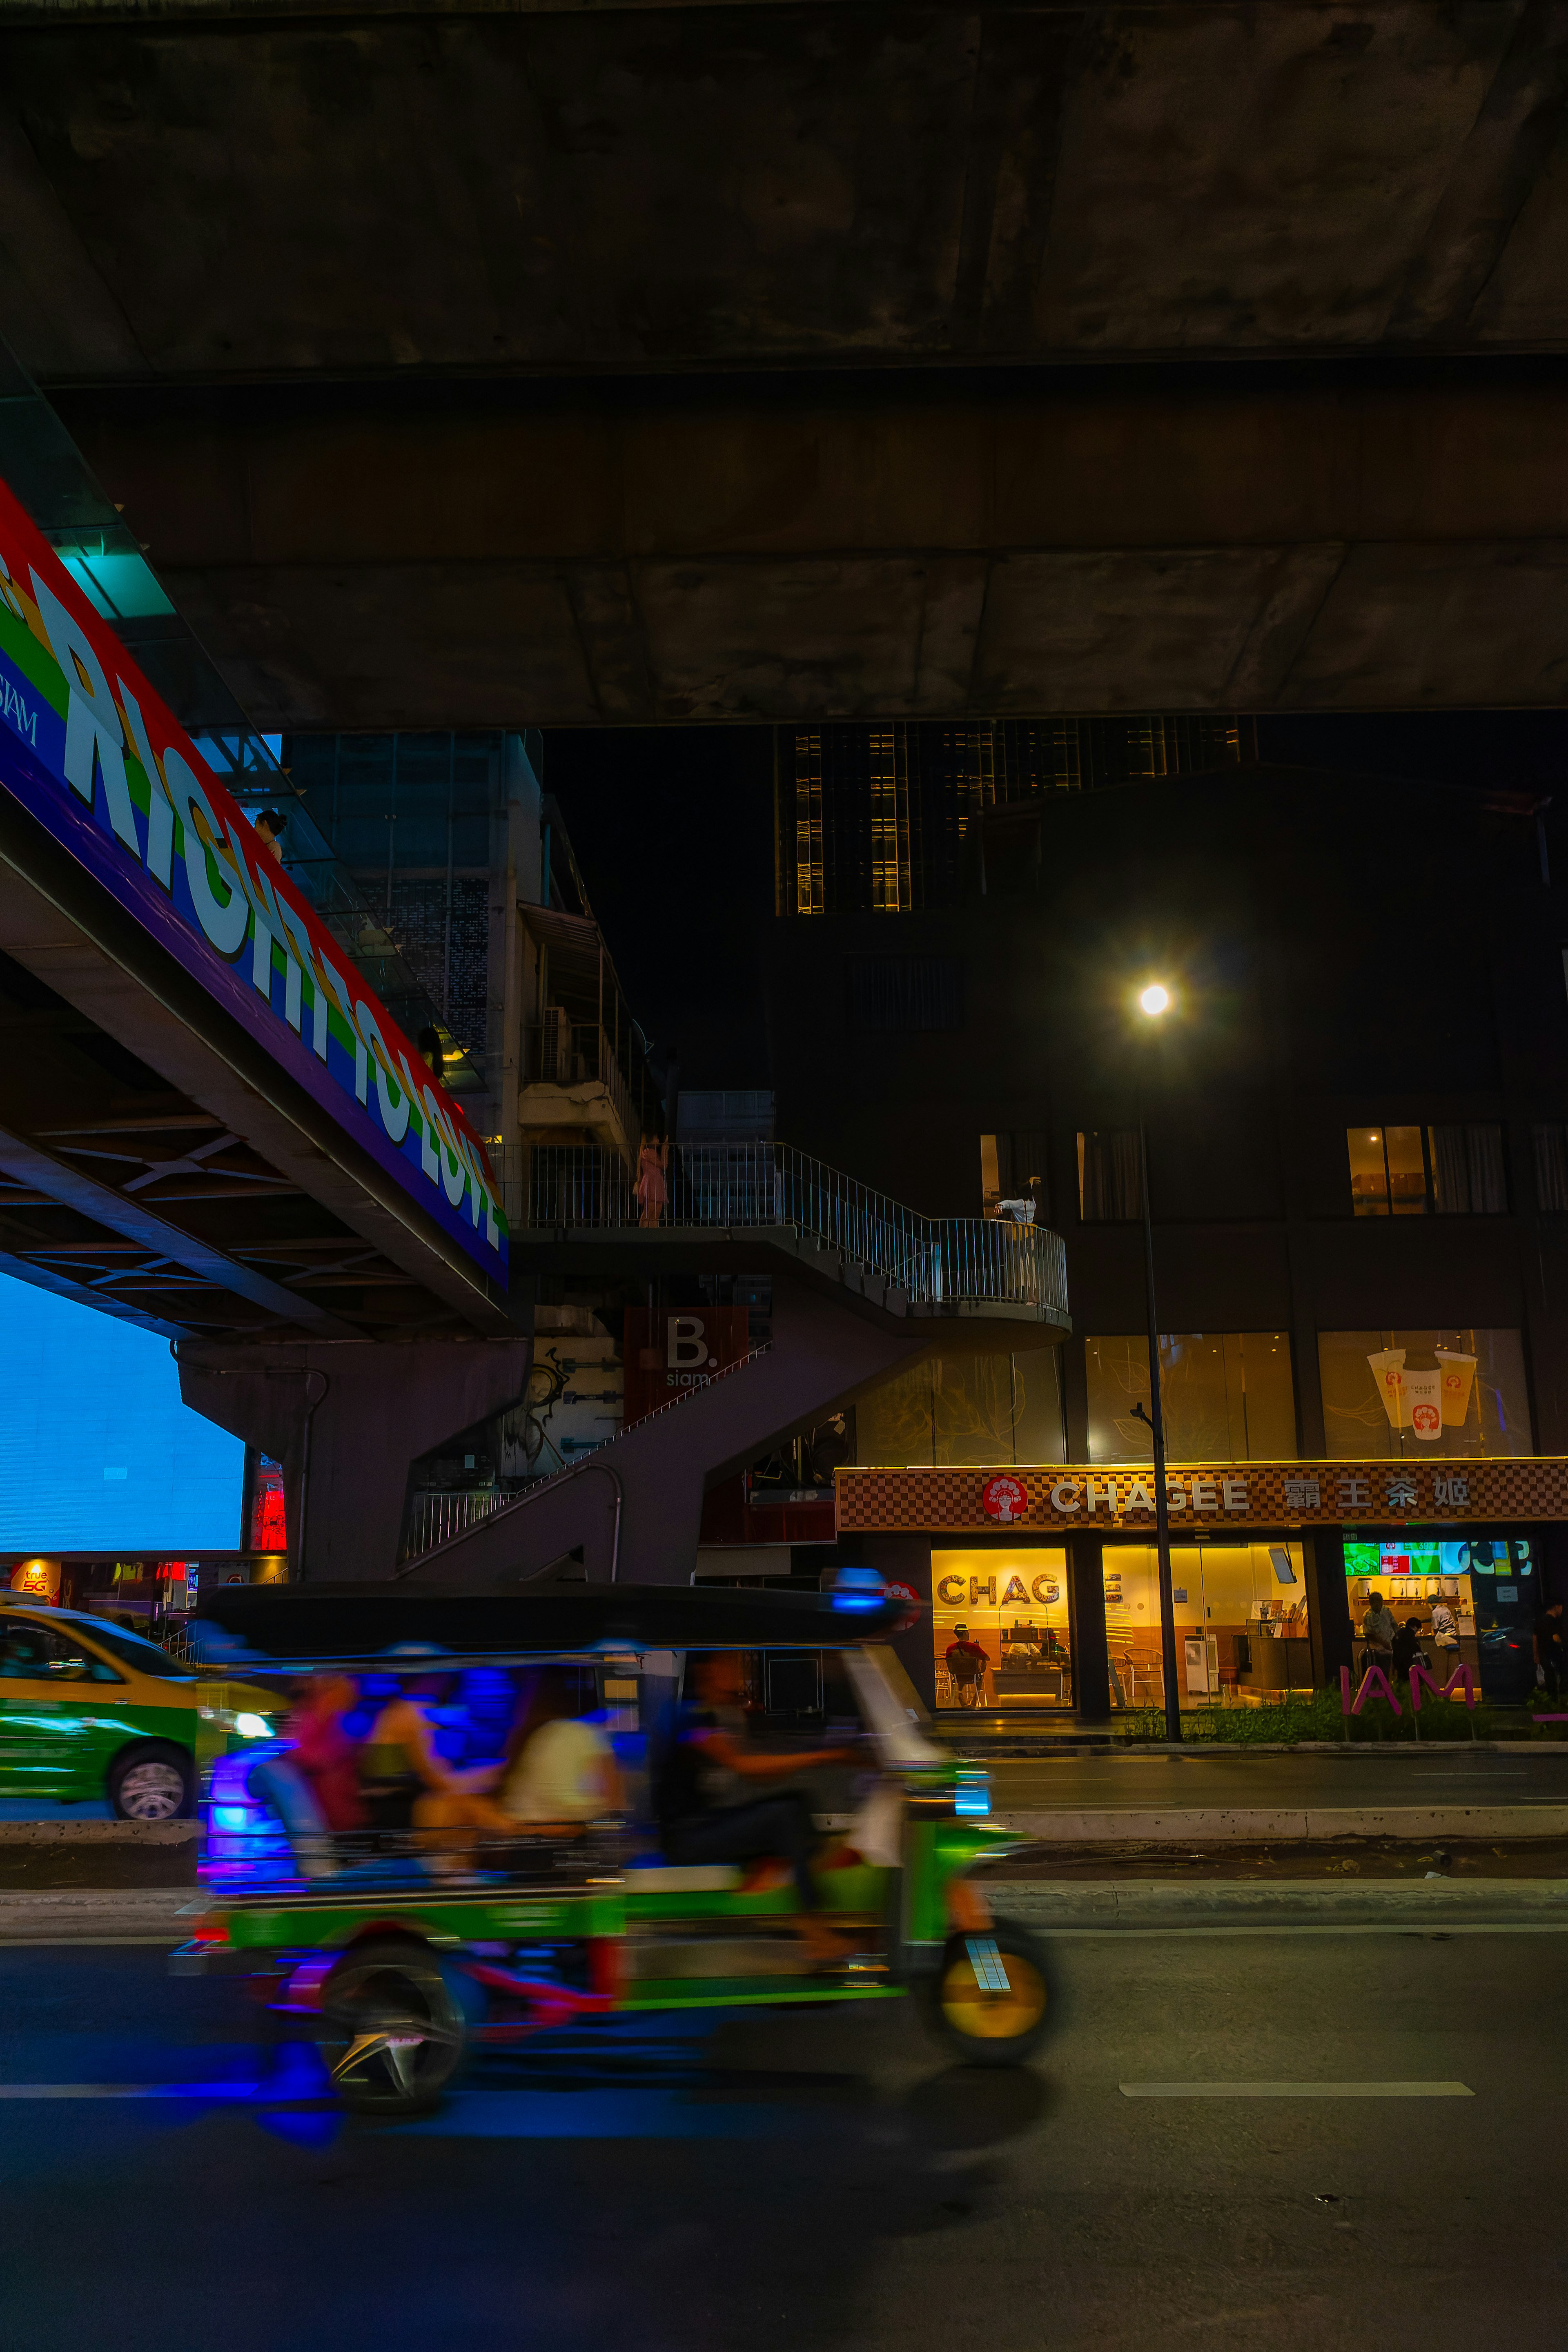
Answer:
top-left (108, 1744), bottom-right (194, 1822)
top-left (320, 1938), bottom-right (467, 2119)
top-left (919, 1922), bottom-right (1053, 2067)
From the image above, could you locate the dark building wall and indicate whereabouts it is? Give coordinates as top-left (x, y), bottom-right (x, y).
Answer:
top-left (763, 765), bottom-right (1568, 1456)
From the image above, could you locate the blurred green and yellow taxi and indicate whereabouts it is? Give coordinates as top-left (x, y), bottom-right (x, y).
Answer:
top-left (0, 1598), bottom-right (282, 1819)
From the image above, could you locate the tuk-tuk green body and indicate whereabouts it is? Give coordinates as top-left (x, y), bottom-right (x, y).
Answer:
top-left (176, 1581), bottom-right (1052, 2114)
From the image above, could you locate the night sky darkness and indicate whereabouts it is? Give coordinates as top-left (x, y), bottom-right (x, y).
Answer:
top-left (542, 712), bottom-right (1568, 1092)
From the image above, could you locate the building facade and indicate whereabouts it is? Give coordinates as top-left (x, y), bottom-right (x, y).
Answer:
top-left (761, 761), bottom-right (1568, 1714)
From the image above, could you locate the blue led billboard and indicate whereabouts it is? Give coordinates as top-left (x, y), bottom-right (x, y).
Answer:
top-left (0, 1272), bottom-right (244, 1550)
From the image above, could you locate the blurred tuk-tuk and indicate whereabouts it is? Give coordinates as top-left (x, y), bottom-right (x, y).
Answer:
top-left (174, 1574), bottom-right (1052, 2118)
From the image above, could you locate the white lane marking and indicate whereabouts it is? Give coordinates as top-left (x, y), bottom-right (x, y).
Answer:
top-left (0, 2083), bottom-right (257, 2099)
top-left (1121, 2080), bottom-right (1472, 2099)
top-left (1015, 1922), bottom-right (1568, 1938)
top-left (0, 1938), bottom-right (183, 1948)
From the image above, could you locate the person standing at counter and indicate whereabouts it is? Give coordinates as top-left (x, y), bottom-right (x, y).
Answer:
top-left (1536, 1599), bottom-right (1566, 1702)
top-left (1391, 1617), bottom-right (1425, 1680)
top-left (1360, 1592), bottom-right (1398, 1677)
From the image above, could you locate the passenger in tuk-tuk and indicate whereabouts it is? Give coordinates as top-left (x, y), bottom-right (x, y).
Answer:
top-left (657, 1651), bottom-right (862, 1964)
top-left (285, 1674), bottom-right (365, 1833)
top-left (407, 1665), bottom-right (623, 1860)
top-left (361, 1668), bottom-right (496, 1832)
top-left (495, 1666), bottom-right (622, 1824)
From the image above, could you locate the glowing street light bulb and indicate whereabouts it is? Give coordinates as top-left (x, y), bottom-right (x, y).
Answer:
top-left (1139, 983), bottom-right (1170, 1017)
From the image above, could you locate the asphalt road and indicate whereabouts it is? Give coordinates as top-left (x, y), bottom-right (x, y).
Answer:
top-left (2, 1928), bottom-right (1562, 2352)
top-left (987, 1745), bottom-right (1568, 1813)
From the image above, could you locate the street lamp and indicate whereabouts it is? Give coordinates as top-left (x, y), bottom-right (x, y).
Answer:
top-left (1129, 980), bottom-right (1183, 1744)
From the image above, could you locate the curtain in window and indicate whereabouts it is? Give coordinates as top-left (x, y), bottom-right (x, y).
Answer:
top-left (1428, 1124), bottom-right (1470, 1214)
top-left (996, 1130), bottom-right (1051, 1221)
top-left (1080, 1129), bottom-right (1143, 1221)
top-left (1534, 1125), bottom-right (1568, 1214)
top-left (1430, 1123), bottom-right (1506, 1215)
top-left (1465, 1123), bottom-right (1506, 1214)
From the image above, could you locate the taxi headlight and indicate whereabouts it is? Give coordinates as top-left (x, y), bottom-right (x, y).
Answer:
top-left (234, 1713), bottom-right (272, 1739)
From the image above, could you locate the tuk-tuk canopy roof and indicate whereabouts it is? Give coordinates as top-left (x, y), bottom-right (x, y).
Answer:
top-left (191, 1578), bottom-right (914, 1668)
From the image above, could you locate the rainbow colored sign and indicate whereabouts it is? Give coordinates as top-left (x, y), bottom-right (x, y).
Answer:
top-left (0, 477), bottom-right (507, 1282)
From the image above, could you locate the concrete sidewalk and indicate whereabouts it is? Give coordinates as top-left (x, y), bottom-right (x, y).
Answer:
top-left (0, 1878), bottom-right (1564, 1941)
top-left (987, 1744), bottom-right (1568, 1819)
top-left (0, 1888), bottom-right (199, 1941)
top-left (984, 1877), bottom-right (1568, 1932)
top-left (993, 1804), bottom-right (1568, 1842)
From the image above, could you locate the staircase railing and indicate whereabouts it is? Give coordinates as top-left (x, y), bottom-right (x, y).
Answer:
top-left (526, 1141), bottom-right (1067, 1314)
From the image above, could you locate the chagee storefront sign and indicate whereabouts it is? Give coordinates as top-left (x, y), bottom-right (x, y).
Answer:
top-left (835, 1457), bottom-right (1568, 1532)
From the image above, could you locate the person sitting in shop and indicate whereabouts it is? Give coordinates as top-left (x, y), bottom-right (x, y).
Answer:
top-left (944, 1624), bottom-right (990, 1706)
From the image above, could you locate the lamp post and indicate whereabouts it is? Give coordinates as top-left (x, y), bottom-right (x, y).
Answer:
top-left (1131, 982), bottom-right (1183, 1744)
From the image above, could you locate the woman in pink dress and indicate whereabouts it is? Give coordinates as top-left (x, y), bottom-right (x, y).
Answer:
top-left (636, 1132), bottom-right (670, 1227)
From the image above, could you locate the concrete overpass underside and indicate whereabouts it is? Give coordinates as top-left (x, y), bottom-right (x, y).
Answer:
top-left (0, 664), bottom-right (523, 1345)
top-left (3, 0), bottom-right (1568, 721)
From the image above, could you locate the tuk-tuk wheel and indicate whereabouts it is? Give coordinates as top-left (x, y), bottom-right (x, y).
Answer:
top-left (319, 1938), bottom-right (467, 2118)
top-left (920, 1922), bottom-right (1051, 2067)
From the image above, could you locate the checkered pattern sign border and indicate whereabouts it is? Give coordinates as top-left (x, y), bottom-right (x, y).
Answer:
top-left (833, 1458), bottom-right (1568, 1533)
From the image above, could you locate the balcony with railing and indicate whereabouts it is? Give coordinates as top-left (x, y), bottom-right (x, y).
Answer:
top-left (519, 901), bottom-right (652, 1169)
top-left (525, 1140), bottom-right (1068, 1316)
top-left (523, 1012), bottom-right (644, 1163)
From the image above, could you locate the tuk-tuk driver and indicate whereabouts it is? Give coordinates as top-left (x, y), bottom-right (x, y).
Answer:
top-left (658, 1652), bottom-right (861, 1964)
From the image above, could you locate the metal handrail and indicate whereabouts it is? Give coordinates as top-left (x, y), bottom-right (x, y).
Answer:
top-left (525, 1141), bottom-right (1067, 1313)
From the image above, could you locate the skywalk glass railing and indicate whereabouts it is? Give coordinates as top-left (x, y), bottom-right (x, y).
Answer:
top-left (0, 330), bottom-right (481, 1094)
top-left (526, 1141), bottom-right (1068, 1314)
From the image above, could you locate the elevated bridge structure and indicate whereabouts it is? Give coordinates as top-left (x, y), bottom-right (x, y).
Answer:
top-left (1, 1), bottom-right (1568, 720)
top-left (186, 1143), bottom-right (1069, 1585)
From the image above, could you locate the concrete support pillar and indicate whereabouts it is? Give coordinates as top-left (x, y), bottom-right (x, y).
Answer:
top-left (178, 1337), bottom-right (531, 1581)
top-left (1068, 1530), bottom-right (1110, 1724)
top-left (861, 1535), bottom-right (936, 1714)
top-left (1304, 1528), bottom-right (1352, 1690)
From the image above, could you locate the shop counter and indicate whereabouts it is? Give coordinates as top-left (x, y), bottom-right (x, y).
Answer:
top-left (1241, 1634), bottom-right (1313, 1693)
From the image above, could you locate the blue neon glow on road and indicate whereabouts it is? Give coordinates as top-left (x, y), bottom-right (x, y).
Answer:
top-left (0, 1271), bottom-right (244, 1548)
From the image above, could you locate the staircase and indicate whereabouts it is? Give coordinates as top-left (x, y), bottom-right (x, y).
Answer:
top-left (524, 1140), bottom-right (1067, 1315)
top-left (398, 1146), bottom-right (1071, 1588)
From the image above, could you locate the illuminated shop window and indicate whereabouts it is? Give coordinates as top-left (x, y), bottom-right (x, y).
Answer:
top-left (1346, 1124), bottom-right (1505, 1217)
top-left (1085, 1334), bottom-right (1296, 1464)
top-left (1318, 1329), bottom-right (1531, 1459)
top-left (855, 1354), bottom-right (1067, 1468)
top-left (1099, 1542), bottom-right (1310, 1712)
top-left (932, 1549), bottom-right (1071, 1710)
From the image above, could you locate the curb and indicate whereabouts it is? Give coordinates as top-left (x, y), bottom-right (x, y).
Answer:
top-left (0, 1889), bottom-right (199, 1942)
top-left (2, 1877), bottom-right (1566, 1942)
top-left (994, 1805), bottom-right (1568, 1843)
top-left (0, 1823), bottom-right (197, 1846)
top-left (985, 1876), bottom-right (1568, 1930)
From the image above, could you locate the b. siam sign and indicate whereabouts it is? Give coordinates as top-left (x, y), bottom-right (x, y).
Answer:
top-left (0, 477), bottom-right (506, 1280)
